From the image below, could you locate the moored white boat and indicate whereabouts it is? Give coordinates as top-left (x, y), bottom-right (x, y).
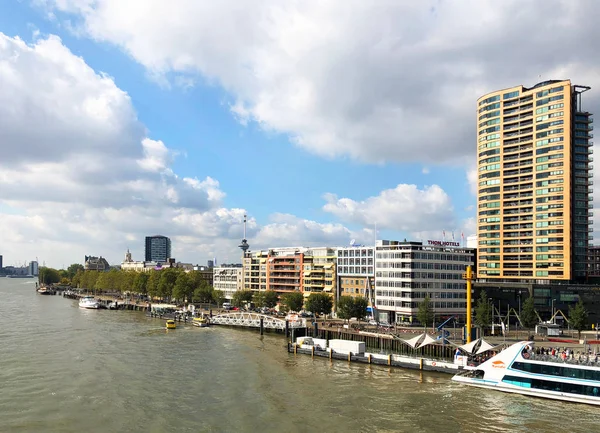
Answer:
top-left (452, 341), bottom-right (600, 406)
top-left (79, 296), bottom-right (99, 309)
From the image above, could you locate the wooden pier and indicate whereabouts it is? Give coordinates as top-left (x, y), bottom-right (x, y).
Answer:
top-left (300, 325), bottom-right (458, 362)
top-left (288, 344), bottom-right (463, 375)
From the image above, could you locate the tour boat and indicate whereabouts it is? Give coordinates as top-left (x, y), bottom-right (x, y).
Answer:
top-left (37, 287), bottom-right (53, 295)
top-left (165, 320), bottom-right (177, 330)
top-left (452, 341), bottom-right (600, 406)
top-left (192, 317), bottom-right (209, 328)
top-left (78, 296), bottom-right (99, 309)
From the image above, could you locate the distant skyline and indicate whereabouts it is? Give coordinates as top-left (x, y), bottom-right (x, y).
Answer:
top-left (1, 1), bottom-right (599, 268)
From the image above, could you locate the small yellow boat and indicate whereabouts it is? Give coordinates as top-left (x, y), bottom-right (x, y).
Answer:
top-left (165, 319), bottom-right (177, 329)
top-left (193, 317), bottom-right (209, 328)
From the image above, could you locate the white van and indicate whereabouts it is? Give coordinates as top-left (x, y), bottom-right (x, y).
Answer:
top-left (222, 302), bottom-right (232, 310)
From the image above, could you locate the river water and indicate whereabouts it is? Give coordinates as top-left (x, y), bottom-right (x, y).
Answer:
top-left (0, 278), bottom-right (597, 432)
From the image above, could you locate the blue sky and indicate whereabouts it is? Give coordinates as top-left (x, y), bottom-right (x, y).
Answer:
top-left (0, 1), bottom-right (598, 267)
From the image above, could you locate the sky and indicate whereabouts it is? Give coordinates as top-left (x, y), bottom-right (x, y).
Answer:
top-left (1, 0), bottom-right (599, 269)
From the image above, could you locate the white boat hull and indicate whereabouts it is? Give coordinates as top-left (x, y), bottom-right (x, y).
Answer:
top-left (452, 341), bottom-right (600, 406)
top-left (452, 376), bottom-right (600, 406)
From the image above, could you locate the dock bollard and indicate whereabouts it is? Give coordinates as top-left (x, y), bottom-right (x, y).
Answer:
top-left (388, 354), bottom-right (392, 366)
top-left (294, 344), bottom-right (297, 354)
top-left (420, 358), bottom-right (423, 370)
top-left (285, 320), bottom-right (289, 338)
top-left (368, 354), bottom-right (372, 364)
top-left (329, 350), bottom-right (333, 362)
top-left (348, 352), bottom-right (352, 362)
top-left (311, 346), bottom-right (315, 357)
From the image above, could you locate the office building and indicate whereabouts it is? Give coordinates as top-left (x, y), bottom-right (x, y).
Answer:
top-left (0, 255), bottom-right (3, 271)
top-left (374, 240), bottom-right (475, 325)
top-left (337, 246), bottom-right (375, 301)
top-left (477, 80), bottom-right (593, 282)
top-left (145, 235), bottom-right (171, 262)
top-left (213, 265), bottom-right (243, 301)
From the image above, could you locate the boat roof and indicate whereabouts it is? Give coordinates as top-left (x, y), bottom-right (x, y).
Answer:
top-left (151, 304), bottom-right (177, 309)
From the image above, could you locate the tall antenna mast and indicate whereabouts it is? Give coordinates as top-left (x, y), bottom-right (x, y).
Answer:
top-left (239, 213), bottom-right (250, 255)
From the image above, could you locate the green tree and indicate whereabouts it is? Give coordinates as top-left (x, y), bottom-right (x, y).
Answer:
top-left (193, 280), bottom-right (214, 304)
top-left (39, 267), bottom-right (60, 285)
top-left (569, 298), bottom-right (588, 339)
top-left (253, 291), bottom-right (266, 308)
top-left (172, 272), bottom-right (194, 303)
top-left (66, 263), bottom-right (84, 278)
top-left (305, 293), bottom-right (333, 317)
top-left (134, 272), bottom-right (149, 294)
top-left (212, 289), bottom-right (225, 307)
top-left (336, 296), bottom-right (354, 322)
top-left (146, 271), bottom-right (160, 299)
top-left (416, 296), bottom-right (434, 328)
top-left (352, 297), bottom-right (368, 322)
top-left (157, 268), bottom-right (178, 299)
top-left (474, 290), bottom-right (492, 330)
top-left (263, 290), bottom-right (279, 309)
top-left (281, 292), bottom-right (304, 312)
top-left (520, 296), bottom-right (538, 329)
top-left (232, 290), bottom-right (253, 308)
top-left (72, 270), bottom-right (83, 288)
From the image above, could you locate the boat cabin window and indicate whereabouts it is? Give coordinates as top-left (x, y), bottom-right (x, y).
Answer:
top-left (512, 361), bottom-right (600, 381)
top-left (503, 375), bottom-right (600, 397)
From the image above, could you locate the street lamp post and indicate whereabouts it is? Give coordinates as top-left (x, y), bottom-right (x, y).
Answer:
top-left (551, 298), bottom-right (556, 324)
top-left (489, 297), bottom-right (494, 336)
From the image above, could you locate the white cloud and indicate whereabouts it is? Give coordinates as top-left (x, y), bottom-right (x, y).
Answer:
top-left (323, 184), bottom-right (454, 233)
top-left (39, 0), bottom-right (600, 164)
top-left (0, 31), bottom-right (373, 268)
top-left (251, 213), bottom-right (372, 249)
top-left (466, 164), bottom-right (478, 196)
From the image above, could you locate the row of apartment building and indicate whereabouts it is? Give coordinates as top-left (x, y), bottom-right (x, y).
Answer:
top-left (212, 240), bottom-right (476, 324)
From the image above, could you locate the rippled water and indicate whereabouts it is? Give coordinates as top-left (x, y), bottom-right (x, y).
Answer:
top-left (1, 279), bottom-right (597, 432)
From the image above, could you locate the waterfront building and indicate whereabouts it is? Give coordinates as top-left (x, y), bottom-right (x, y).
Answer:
top-left (374, 240), bottom-right (475, 325)
top-left (266, 247), bottom-right (305, 293)
top-left (213, 265), bottom-right (243, 301)
top-left (243, 246), bottom-right (337, 297)
top-left (242, 250), bottom-right (268, 291)
top-left (145, 235), bottom-right (171, 262)
top-left (301, 247), bottom-right (337, 298)
top-left (336, 246), bottom-right (375, 302)
top-left (0, 255), bottom-right (3, 271)
top-left (192, 265), bottom-right (214, 286)
top-left (476, 80), bottom-right (593, 283)
top-left (84, 255), bottom-right (110, 271)
top-left (588, 246), bottom-right (600, 278)
top-left (466, 235), bottom-right (478, 249)
top-left (28, 261), bottom-right (39, 276)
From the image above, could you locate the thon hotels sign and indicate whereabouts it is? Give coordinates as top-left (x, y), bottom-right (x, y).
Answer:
top-left (427, 240), bottom-right (460, 247)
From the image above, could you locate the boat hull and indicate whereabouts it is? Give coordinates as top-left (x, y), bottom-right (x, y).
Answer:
top-left (452, 376), bottom-right (600, 406)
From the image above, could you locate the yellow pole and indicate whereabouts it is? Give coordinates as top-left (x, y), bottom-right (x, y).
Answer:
top-left (464, 265), bottom-right (473, 343)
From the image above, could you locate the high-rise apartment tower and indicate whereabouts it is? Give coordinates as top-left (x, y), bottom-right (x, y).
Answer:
top-left (477, 80), bottom-right (593, 282)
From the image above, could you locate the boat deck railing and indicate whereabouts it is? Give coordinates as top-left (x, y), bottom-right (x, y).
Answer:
top-left (526, 352), bottom-right (600, 367)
